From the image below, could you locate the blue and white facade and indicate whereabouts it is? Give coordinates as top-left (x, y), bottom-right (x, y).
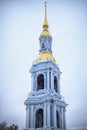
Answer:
top-left (24, 3), bottom-right (67, 130)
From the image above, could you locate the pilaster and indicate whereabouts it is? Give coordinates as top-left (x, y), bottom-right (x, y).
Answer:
top-left (58, 77), bottom-right (60, 95)
top-left (61, 108), bottom-right (64, 129)
top-left (53, 103), bottom-right (56, 127)
top-left (31, 105), bottom-right (34, 128)
top-left (47, 102), bottom-right (51, 127)
top-left (44, 74), bottom-right (46, 89)
top-left (44, 102), bottom-right (46, 127)
top-left (64, 108), bottom-right (66, 130)
top-left (26, 107), bottom-right (29, 129)
top-left (47, 69), bottom-right (49, 89)
top-left (51, 69), bottom-right (54, 90)
top-left (31, 75), bottom-right (34, 91)
top-left (35, 75), bottom-right (37, 91)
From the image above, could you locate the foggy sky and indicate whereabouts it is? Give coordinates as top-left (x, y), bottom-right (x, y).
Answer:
top-left (0, 0), bottom-right (87, 129)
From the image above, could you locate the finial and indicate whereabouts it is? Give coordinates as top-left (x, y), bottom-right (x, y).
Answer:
top-left (44, 1), bottom-right (47, 8)
top-left (43, 1), bottom-right (49, 29)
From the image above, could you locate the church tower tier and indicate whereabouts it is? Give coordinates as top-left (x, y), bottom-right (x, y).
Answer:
top-left (39, 2), bottom-right (52, 53)
top-left (24, 2), bottom-right (67, 130)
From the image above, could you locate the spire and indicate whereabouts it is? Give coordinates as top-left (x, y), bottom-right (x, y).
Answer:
top-left (40, 1), bottom-right (51, 36)
top-left (43, 1), bottom-right (49, 29)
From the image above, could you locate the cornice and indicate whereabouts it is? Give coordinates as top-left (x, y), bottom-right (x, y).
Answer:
top-left (24, 92), bottom-right (67, 107)
top-left (30, 61), bottom-right (60, 74)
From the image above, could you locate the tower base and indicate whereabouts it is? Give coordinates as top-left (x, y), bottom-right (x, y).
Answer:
top-left (24, 127), bottom-right (63, 130)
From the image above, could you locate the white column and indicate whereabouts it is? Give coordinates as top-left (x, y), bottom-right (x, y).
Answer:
top-left (35, 76), bottom-right (37, 91)
top-left (47, 103), bottom-right (50, 127)
top-left (31, 75), bottom-right (34, 91)
top-left (44, 74), bottom-right (46, 89)
top-left (47, 69), bottom-right (49, 89)
top-left (26, 107), bottom-right (29, 129)
top-left (59, 108), bottom-right (62, 129)
top-left (53, 74), bottom-right (54, 90)
top-left (61, 107), bottom-right (66, 130)
top-left (44, 103), bottom-right (46, 127)
top-left (28, 107), bottom-right (31, 128)
top-left (51, 70), bottom-right (54, 90)
top-left (53, 103), bottom-right (56, 127)
top-left (26, 108), bottom-right (28, 128)
top-left (58, 77), bottom-right (61, 95)
top-left (64, 108), bottom-right (66, 130)
top-left (31, 105), bottom-right (34, 128)
top-left (61, 108), bottom-right (64, 129)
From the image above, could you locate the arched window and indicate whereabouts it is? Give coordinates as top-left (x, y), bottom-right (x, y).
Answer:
top-left (37, 74), bottom-right (44, 91)
top-left (35, 109), bottom-right (43, 128)
top-left (56, 110), bottom-right (60, 128)
top-left (54, 76), bottom-right (58, 92)
top-left (42, 43), bottom-right (45, 49)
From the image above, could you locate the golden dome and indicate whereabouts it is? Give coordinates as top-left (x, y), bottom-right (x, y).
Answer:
top-left (40, 29), bottom-right (51, 36)
top-left (35, 51), bottom-right (57, 64)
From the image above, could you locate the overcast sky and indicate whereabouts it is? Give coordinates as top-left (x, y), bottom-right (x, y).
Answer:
top-left (0, 0), bottom-right (87, 129)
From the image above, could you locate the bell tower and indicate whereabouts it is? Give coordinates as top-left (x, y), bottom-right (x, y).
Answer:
top-left (24, 2), bottom-right (67, 130)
